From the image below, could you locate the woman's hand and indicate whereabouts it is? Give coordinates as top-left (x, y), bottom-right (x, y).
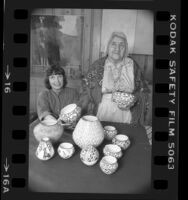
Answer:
top-left (102, 87), bottom-right (112, 94)
top-left (44, 115), bottom-right (57, 121)
top-left (42, 115), bottom-right (57, 125)
top-left (102, 86), bottom-right (117, 94)
top-left (132, 91), bottom-right (140, 103)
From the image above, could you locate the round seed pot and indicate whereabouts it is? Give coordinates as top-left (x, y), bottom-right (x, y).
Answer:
top-left (100, 156), bottom-right (118, 175)
top-left (112, 134), bottom-right (131, 150)
top-left (60, 104), bottom-right (81, 124)
top-left (103, 144), bottom-right (122, 159)
top-left (104, 126), bottom-right (117, 140)
top-left (80, 145), bottom-right (99, 166)
top-left (58, 142), bottom-right (75, 159)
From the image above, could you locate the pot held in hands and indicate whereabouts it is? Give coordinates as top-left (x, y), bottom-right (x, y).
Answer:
top-left (59, 104), bottom-right (81, 124)
top-left (112, 91), bottom-right (137, 110)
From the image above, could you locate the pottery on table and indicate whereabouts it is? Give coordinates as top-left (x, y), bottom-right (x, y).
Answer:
top-left (73, 115), bottom-right (104, 149)
top-left (80, 145), bottom-right (99, 166)
top-left (35, 137), bottom-right (55, 161)
top-left (112, 134), bottom-right (131, 150)
top-left (59, 104), bottom-right (81, 124)
top-left (104, 126), bottom-right (117, 140)
top-left (103, 144), bottom-right (122, 159)
top-left (100, 156), bottom-right (118, 175)
top-left (33, 119), bottom-right (64, 143)
top-left (112, 92), bottom-right (136, 110)
top-left (58, 142), bottom-right (75, 159)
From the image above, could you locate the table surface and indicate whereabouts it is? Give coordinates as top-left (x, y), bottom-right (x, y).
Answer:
top-left (29, 119), bottom-right (151, 194)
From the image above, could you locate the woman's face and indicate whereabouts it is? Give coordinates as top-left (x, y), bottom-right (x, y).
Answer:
top-left (49, 73), bottom-right (64, 91)
top-left (108, 36), bottom-right (126, 63)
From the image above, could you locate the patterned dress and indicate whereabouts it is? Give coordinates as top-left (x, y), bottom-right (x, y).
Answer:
top-left (97, 58), bottom-right (135, 123)
top-left (83, 56), bottom-right (150, 125)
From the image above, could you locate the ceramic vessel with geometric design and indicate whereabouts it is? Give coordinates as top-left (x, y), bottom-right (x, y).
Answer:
top-left (35, 137), bottom-right (55, 161)
top-left (103, 144), bottom-right (122, 159)
top-left (80, 145), bottom-right (99, 166)
top-left (112, 92), bottom-right (136, 110)
top-left (100, 156), bottom-right (118, 175)
top-left (104, 126), bottom-right (117, 140)
top-left (112, 134), bottom-right (131, 150)
top-left (59, 104), bottom-right (81, 124)
top-left (58, 142), bottom-right (75, 159)
top-left (73, 115), bottom-right (104, 149)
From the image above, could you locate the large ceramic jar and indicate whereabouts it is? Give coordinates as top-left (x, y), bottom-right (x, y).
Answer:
top-left (72, 115), bottom-right (104, 149)
top-left (33, 120), bottom-right (64, 143)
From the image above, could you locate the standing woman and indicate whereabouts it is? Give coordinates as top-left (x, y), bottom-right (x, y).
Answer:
top-left (37, 63), bottom-right (80, 122)
top-left (83, 32), bottom-right (150, 125)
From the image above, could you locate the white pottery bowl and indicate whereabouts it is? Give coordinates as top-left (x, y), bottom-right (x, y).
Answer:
top-left (100, 156), bottom-right (118, 175)
top-left (112, 92), bottom-right (136, 109)
top-left (103, 144), bottom-right (122, 159)
top-left (35, 137), bottom-right (55, 161)
top-left (58, 142), bottom-right (75, 159)
top-left (60, 104), bottom-right (81, 124)
top-left (104, 126), bottom-right (117, 140)
top-left (112, 134), bottom-right (131, 150)
top-left (73, 115), bottom-right (104, 148)
top-left (80, 145), bottom-right (99, 166)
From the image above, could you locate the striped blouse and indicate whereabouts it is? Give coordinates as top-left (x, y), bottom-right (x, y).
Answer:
top-left (37, 87), bottom-right (79, 120)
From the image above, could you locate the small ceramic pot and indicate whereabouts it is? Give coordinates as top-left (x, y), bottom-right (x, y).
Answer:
top-left (103, 144), bottom-right (122, 159)
top-left (104, 126), bottom-right (117, 140)
top-left (58, 142), bottom-right (75, 159)
top-left (60, 104), bottom-right (81, 124)
top-left (33, 120), bottom-right (64, 143)
top-left (35, 137), bottom-right (55, 161)
top-left (100, 156), bottom-right (118, 175)
top-left (80, 145), bottom-right (99, 166)
top-left (112, 134), bottom-right (131, 150)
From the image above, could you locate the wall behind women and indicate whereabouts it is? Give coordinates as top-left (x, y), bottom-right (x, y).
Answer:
top-left (30, 9), bottom-right (153, 113)
top-left (101, 9), bottom-right (153, 55)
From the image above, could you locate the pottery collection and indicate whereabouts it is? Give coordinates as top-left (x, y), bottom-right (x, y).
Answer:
top-left (36, 137), bottom-right (55, 160)
top-left (73, 115), bottom-right (104, 148)
top-left (58, 142), bottom-right (75, 159)
top-left (99, 156), bottom-right (118, 175)
top-left (104, 126), bottom-right (117, 140)
top-left (80, 145), bottom-right (99, 166)
top-left (33, 120), bottom-right (64, 143)
top-left (112, 134), bottom-right (131, 150)
top-left (59, 104), bottom-right (81, 124)
top-left (34, 113), bottom-right (131, 175)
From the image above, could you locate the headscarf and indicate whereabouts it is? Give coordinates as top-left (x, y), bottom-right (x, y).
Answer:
top-left (105, 32), bottom-right (129, 59)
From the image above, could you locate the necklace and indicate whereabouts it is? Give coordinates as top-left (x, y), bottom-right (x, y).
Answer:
top-left (110, 63), bottom-right (123, 83)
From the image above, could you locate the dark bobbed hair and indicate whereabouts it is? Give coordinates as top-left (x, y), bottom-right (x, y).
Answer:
top-left (44, 64), bottom-right (67, 89)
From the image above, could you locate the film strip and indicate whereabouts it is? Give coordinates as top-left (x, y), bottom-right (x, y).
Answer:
top-left (2, 0), bottom-right (180, 199)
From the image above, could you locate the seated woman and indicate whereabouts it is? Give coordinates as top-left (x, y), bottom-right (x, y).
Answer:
top-left (37, 63), bottom-right (80, 122)
top-left (83, 31), bottom-right (150, 125)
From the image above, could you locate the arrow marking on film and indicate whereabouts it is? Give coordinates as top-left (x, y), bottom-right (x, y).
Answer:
top-left (5, 65), bottom-right (10, 80)
top-left (4, 158), bottom-right (9, 172)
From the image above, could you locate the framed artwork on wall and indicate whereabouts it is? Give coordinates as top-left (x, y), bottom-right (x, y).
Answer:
top-left (30, 14), bottom-right (84, 80)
